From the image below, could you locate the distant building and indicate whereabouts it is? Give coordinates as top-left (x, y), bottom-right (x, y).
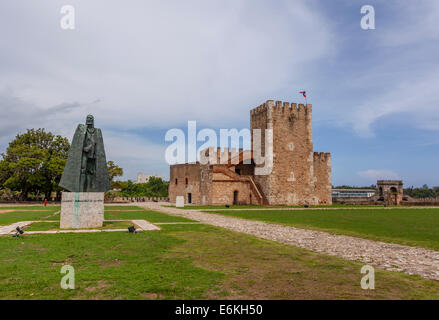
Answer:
top-left (135, 173), bottom-right (162, 184)
top-left (332, 180), bottom-right (405, 205)
top-left (332, 189), bottom-right (376, 198)
top-left (377, 180), bottom-right (403, 205)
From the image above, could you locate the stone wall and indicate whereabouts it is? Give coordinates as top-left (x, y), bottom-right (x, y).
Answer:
top-left (200, 164), bottom-right (213, 205)
top-left (250, 102), bottom-right (270, 203)
top-left (401, 200), bottom-right (439, 206)
top-left (169, 164), bottom-right (258, 205)
top-left (210, 181), bottom-right (252, 205)
top-left (251, 100), bottom-right (320, 205)
top-left (313, 152), bottom-right (332, 204)
top-left (111, 197), bottom-right (169, 203)
top-left (332, 197), bottom-right (375, 205)
top-left (168, 163), bottom-right (202, 204)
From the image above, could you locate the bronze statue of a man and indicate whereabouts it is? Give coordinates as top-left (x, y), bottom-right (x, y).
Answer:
top-left (59, 115), bottom-right (111, 192)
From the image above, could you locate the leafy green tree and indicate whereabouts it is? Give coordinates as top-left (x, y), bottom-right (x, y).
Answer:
top-left (147, 176), bottom-right (168, 195)
top-left (0, 129), bottom-right (70, 200)
top-left (119, 177), bottom-right (169, 197)
top-left (404, 186), bottom-right (438, 199)
top-left (107, 160), bottom-right (124, 189)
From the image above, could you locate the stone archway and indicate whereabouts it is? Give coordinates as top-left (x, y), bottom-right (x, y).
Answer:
top-left (377, 180), bottom-right (403, 206)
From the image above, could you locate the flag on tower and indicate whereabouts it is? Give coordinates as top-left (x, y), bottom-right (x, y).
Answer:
top-left (299, 91), bottom-right (307, 98)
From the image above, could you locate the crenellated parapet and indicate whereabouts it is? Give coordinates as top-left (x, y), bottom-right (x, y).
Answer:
top-left (200, 147), bottom-right (248, 165)
top-left (250, 100), bottom-right (312, 119)
top-left (250, 102), bottom-right (269, 117)
top-left (313, 152), bottom-right (331, 162)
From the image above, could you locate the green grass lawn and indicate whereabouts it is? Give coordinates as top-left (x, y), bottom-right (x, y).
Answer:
top-left (0, 205), bottom-right (191, 226)
top-left (24, 221), bottom-right (135, 232)
top-left (105, 206), bottom-right (193, 223)
top-left (0, 206), bottom-right (60, 225)
top-left (168, 204), bottom-right (386, 210)
top-left (1, 205), bottom-right (438, 300)
top-left (205, 208), bottom-right (439, 251)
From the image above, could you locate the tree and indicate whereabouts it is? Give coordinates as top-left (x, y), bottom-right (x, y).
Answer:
top-left (0, 129), bottom-right (70, 200)
top-left (147, 176), bottom-right (169, 196)
top-left (119, 177), bottom-right (169, 197)
top-left (404, 185), bottom-right (438, 199)
top-left (106, 160), bottom-right (123, 189)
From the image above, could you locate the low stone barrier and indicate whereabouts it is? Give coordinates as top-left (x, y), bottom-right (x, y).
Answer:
top-left (109, 197), bottom-right (169, 203)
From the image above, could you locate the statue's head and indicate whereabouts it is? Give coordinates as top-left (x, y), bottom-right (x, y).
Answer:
top-left (86, 114), bottom-right (94, 128)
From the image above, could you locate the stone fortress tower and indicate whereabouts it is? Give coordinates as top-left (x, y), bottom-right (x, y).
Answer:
top-left (169, 100), bottom-right (332, 206)
top-left (251, 100), bottom-right (331, 205)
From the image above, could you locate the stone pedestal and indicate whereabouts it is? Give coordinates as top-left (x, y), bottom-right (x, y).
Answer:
top-left (60, 192), bottom-right (104, 229)
top-left (176, 196), bottom-right (185, 208)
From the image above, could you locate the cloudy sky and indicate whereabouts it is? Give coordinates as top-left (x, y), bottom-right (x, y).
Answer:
top-left (0, 0), bottom-right (438, 187)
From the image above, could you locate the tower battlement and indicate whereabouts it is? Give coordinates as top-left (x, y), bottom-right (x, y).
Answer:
top-left (313, 152), bottom-right (331, 162)
top-left (200, 147), bottom-right (248, 165)
top-left (250, 100), bottom-right (312, 119)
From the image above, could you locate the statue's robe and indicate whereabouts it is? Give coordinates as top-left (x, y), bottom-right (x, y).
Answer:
top-left (59, 124), bottom-right (111, 192)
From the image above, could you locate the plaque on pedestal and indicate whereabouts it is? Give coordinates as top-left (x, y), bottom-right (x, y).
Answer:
top-left (60, 192), bottom-right (104, 229)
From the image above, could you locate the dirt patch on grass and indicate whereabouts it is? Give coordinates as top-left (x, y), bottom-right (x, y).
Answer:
top-left (0, 210), bottom-right (14, 214)
top-left (50, 255), bottom-right (75, 267)
top-left (85, 280), bottom-right (111, 292)
top-left (100, 259), bottom-right (124, 268)
top-left (140, 292), bottom-right (160, 299)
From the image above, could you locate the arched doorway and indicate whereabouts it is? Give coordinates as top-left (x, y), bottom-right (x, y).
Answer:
top-left (233, 190), bottom-right (239, 205)
top-left (187, 193), bottom-right (192, 204)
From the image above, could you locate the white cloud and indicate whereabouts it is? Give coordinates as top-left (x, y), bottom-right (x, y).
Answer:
top-left (0, 0), bottom-right (335, 178)
top-left (104, 131), bottom-right (168, 180)
top-left (0, 0), bottom-right (335, 130)
top-left (357, 169), bottom-right (400, 181)
top-left (347, 67), bottom-right (439, 136)
top-left (313, 1), bottom-right (439, 138)
top-left (377, 1), bottom-right (439, 48)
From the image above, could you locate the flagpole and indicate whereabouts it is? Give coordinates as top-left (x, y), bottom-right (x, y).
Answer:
top-left (300, 90), bottom-right (308, 105)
